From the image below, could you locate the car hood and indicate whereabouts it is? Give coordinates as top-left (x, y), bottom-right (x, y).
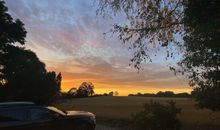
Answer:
top-left (66, 110), bottom-right (95, 118)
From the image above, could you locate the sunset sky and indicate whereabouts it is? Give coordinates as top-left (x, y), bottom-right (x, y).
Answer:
top-left (5, 0), bottom-right (191, 95)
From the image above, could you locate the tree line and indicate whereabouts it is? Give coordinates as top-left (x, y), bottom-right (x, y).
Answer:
top-left (128, 91), bottom-right (191, 98)
top-left (62, 82), bottom-right (119, 98)
top-left (62, 82), bottom-right (94, 98)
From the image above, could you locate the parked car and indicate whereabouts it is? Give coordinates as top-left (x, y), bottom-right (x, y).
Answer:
top-left (0, 102), bottom-right (95, 130)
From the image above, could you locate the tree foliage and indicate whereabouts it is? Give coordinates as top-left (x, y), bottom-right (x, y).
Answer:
top-left (133, 100), bottom-right (181, 130)
top-left (0, 1), bottom-right (61, 104)
top-left (68, 87), bottom-right (78, 96)
top-left (76, 82), bottom-right (95, 97)
top-left (108, 91), bottom-right (119, 96)
top-left (178, 0), bottom-right (220, 111)
top-left (0, 0), bottom-right (26, 46)
top-left (97, 0), bottom-right (185, 69)
top-left (0, 44), bottom-right (62, 104)
top-left (97, 0), bottom-right (220, 110)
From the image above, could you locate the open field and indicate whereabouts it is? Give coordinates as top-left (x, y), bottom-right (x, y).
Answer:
top-left (55, 96), bottom-right (220, 129)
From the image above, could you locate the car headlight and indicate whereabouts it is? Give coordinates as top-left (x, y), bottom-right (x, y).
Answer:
top-left (90, 116), bottom-right (96, 123)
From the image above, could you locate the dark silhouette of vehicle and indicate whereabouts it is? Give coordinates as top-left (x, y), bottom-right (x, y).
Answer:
top-left (0, 102), bottom-right (95, 130)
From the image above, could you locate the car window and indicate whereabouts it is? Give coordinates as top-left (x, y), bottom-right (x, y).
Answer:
top-left (30, 108), bottom-right (53, 121)
top-left (0, 108), bottom-right (27, 122)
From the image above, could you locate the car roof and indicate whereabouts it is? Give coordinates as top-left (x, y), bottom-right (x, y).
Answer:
top-left (0, 101), bottom-right (35, 108)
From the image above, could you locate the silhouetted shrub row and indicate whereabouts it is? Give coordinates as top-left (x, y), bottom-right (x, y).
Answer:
top-left (62, 89), bottom-right (119, 99)
top-left (128, 91), bottom-right (191, 98)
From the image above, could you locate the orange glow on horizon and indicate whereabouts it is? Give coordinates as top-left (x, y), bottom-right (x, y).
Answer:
top-left (61, 79), bottom-right (192, 96)
top-left (47, 60), bottom-right (192, 96)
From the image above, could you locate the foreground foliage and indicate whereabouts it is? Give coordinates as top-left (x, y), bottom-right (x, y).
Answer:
top-left (132, 100), bottom-right (181, 130)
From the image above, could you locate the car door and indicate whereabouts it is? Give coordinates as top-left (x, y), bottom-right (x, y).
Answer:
top-left (0, 107), bottom-right (30, 130)
top-left (28, 107), bottom-right (56, 130)
top-left (28, 107), bottom-right (73, 130)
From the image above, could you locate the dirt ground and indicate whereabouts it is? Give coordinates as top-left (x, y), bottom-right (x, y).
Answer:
top-left (96, 125), bottom-right (118, 130)
top-left (55, 96), bottom-right (220, 130)
top-left (96, 124), bottom-right (134, 130)
top-left (95, 124), bottom-right (220, 130)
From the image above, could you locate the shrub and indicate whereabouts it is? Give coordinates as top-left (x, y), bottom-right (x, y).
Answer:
top-left (132, 100), bottom-right (181, 130)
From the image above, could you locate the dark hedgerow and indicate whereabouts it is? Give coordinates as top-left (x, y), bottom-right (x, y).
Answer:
top-left (132, 100), bottom-right (181, 130)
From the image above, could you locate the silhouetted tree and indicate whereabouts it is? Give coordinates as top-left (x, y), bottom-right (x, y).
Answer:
top-left (177, 0), bottom-right (220, 111)
top-left (128, 94), bottom-right (134, 96)
top-left (156, 91), bottom-right (175, 97)
top-left (0, 0), bottom-right (26, 73)
top-left (103, 93), bottom-right (108, 96)
top-left (114, 91), bottom-right (119, 96)
top-left (0, 46), bottom-right (61, 104)
top-left (0, 1), bottom-right (26, 46)
top-left (108, 91), bottom-right (119, 96)
top-left (137, 92), bottom-right (142, 96)
top-left (108, 91), bottom-right (114, 96)
top-left (76, 82), bottom-right (95, 97)
top-left (97, 0), bottom-right (220, 110)
top-left (68, 87), bottom-right (77, 96)
top-left (0, 1), bottom-right (61, 104)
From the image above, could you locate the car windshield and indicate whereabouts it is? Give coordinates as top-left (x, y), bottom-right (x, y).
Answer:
top-left (46, 106), bottom-right (66, 115)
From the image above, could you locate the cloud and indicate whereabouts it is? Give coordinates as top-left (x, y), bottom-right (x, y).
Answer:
top-left (5, 0), bottom-right (190, 94)
top-left (52, 56), bottom-right (188, 91)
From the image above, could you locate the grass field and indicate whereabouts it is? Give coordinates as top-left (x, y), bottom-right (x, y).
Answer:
top-left (55, 96), bottom-right (220, 129)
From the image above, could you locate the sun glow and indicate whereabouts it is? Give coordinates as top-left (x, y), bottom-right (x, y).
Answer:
top-left (61, 78), bottom-right (192, 96)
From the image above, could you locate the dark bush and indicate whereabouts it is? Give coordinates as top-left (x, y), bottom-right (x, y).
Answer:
top-left (133, 100), bottom-right (181, 130)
